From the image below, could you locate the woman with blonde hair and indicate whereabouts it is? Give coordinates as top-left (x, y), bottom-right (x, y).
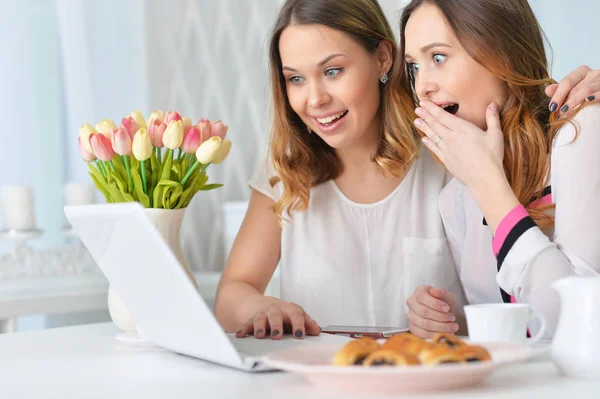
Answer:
top-left (403, 0), bottom-right (600, 338)
top-left (215, 0), bottom-right (466, 339)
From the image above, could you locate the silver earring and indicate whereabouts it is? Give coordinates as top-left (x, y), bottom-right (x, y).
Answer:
top-left (380, 72), bottom-right (389, 84)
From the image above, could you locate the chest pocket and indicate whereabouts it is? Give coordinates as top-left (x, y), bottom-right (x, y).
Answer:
top-left (402, 237), bottom-right (462, 313)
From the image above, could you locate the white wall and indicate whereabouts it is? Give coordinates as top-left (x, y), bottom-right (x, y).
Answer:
top-left (530, 0), bottom-right (600, 80)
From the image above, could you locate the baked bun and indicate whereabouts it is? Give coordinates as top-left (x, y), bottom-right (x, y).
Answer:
top-left (382, 335), bottom-right (430, 357)
top-left (332, 337), bottom-right (381, 366)
top-left (455, 345), bottom-right (492, 362)
top-left (363, 350), bottom-right (420, 366)
top-left (382, 333), bottom-right (422, 347)
top-left (419, 344), bottom-right (465, 365)
top-left (431, 333), bottom-right (466, 348)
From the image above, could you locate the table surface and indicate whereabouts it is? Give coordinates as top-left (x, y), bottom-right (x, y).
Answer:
top-left (1, 323), bottom-right (599, 399)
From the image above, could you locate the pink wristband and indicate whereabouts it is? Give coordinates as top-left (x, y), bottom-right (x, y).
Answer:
top-left (492, 205), bottom-right (529, 256)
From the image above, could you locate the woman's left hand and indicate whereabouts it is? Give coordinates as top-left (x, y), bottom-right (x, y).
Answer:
top-left (546, 65), bottom-right (600, 114)
top-left (415, 100), bottom-right (505, 190)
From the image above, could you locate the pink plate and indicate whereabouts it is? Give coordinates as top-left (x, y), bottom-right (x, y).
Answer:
top-left (263, 342), bottom-right (538, 394)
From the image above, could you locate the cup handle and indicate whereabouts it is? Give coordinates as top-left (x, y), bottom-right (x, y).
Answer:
top-left (526, 314), bottom-right (546, 345)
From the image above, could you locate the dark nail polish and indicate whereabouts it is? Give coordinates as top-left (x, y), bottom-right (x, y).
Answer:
top-left (549, 102), bottom-right (558, 112)
top-left (587, 95), bottom-right (596, 102)
top-left (560, 104), bottom-right (569, 113)
top-left (256, 329), bottom-right (264, 334)
top-left (295, 330), bottom-right (303, 338)
top-left (272, 329), bottom-right (280, 336)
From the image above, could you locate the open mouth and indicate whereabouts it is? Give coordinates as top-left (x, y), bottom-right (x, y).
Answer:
top-left (442, 103), bottom-right (459, 115)
top-left (316, 110), bottom-right (348, 127)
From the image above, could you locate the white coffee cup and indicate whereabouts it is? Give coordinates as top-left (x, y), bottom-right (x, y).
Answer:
top-left (464, 303), bottom-right (546, 345)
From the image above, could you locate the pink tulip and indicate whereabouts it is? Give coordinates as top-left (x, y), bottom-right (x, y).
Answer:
top-left (148, 118), bottom-right (167, 148)
top-left (181, 126), bottom-right (201, 154)
top-left (78, 137), bottom-right (96, 162)
top-left (197, 118), bottom-right (211, 143)
top-left (111, 127), bottom-right (132, 156)
top-left (89, 133), bottom-right (115, 161)
top-left (121, 117), bottom-right (139, 140)
top-left (165, 110), bottom-right (182, 123)
top-left (210, 120), bottom-right (228, 139)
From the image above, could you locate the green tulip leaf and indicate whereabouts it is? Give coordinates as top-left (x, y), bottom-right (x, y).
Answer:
top-left (111, 157), bottom-right (129, 185)
top-left (130, 163), bottom-right (151, 208)
top-left (153, 180), bottom-right (183, 209)
top-left (200, 183), bottom-right (224, 191)
top-left (178, 172), bottom-right (209, 207)
top-left (88, 171), bottom-right (111, 202)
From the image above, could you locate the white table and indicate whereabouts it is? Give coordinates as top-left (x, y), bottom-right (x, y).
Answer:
top-left (0, 323), bottom-right (598, 398)
top-left (0, 272), bottom-right (222, 333)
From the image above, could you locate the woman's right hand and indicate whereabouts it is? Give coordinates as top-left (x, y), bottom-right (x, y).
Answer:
top-left (235, 300), bottom-right (321, 340)
top-left (406, 285), bottom-right (460, 339)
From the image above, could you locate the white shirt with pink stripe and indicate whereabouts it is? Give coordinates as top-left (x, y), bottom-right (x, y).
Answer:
top-left (439, 104), bottom-right (600, 339)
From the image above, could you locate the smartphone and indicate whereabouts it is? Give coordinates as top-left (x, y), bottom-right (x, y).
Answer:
top-left (320, 325), bottom-right (409, 339)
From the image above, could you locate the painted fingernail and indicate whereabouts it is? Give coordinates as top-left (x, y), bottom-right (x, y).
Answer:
top-left (560, 104), bottom-right (569, 113)
top-left (295, 330), bottom-right (303, 338)
top-left (236, 330), bottom-right (242, 334)
top-left (549, 102), bottom-right (558, 112)
top-left (272, 329), bottom-right (280, 336)
top-left (452, 324), bottom-right (459, 332)
top-left (414, 119), bottom-right (422, 127)
top-left (587, 95), bottom-right (596, 102)
top-left (441, 305), bottom-right (450, 312)
top-left (256, 329), bottom-right (264, 334)
top-left (415, 108), bottom-right (423, 117)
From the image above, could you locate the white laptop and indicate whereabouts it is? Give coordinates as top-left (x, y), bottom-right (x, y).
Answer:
top-left (64, 203), bottom-right (350, 372)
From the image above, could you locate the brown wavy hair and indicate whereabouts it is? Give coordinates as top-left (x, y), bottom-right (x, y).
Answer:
top-left (399, 0), bottom-right (578, 230)
top-left (268, 0), bottom-right (419, 222)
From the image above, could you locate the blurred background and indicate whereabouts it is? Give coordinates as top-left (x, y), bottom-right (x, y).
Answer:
top-left (0, 0), bottom-right (597, 333)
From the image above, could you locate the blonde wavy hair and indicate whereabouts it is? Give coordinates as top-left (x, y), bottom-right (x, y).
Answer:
top-left (399, 0), bottom-right (581, 231)
top-left (267, 0), bottom-right (419, 222)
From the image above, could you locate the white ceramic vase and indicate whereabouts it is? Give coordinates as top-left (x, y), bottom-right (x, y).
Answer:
top-left (108, 207), bottom-right (197, 332)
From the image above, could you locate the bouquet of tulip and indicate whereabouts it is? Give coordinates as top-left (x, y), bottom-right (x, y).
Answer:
top-left (78, 110), bottom-right (232, 209)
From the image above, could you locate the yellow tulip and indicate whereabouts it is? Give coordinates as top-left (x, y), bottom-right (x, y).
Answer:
top-left (129, 110), bottom-right (147, 130)
top-left (211, 139), bottom-right (232, 164)
top-left (146, 110), bottom-right (164, 127)
top-left (195, 136), bottom-right (222, 164)
top-left (132, 128), bottom-right (152, 161)
top-left (95, 118), bottom-right (117, 138)
top-left (162, 120), bottom-right (184, 150)
top-left (79, 122), bottom-right (97, 154)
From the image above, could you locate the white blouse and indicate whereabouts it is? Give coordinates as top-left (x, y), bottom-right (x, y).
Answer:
top-left (440, 104), bottom-right (600, 337)
top-left (249, 148), bottom-right (467, 328)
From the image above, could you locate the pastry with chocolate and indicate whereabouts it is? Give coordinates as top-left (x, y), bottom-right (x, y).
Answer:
top-left (332, 337), bottom-right (381, 366)
top-left (363, 350), bottom-right (420, 366)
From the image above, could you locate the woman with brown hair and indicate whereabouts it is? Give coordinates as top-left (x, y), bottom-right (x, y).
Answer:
top-left (403, 0), bottom-right (600, 338)
top-left (215, 0), bottom-right (467, 339)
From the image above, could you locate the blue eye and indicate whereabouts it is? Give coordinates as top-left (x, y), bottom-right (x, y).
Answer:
top-left (288, 75), bottom-right (305, 85)
top-left (325, 68), bottom-right (342, 77)
top-left (433, 54), bottom-right (447, 64)
top-left (409, 62), bottom-right (420, 75)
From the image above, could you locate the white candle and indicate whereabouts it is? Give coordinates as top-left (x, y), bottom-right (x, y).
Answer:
top-left (1, 185), bottom-right (36, 230)
top-left (65, 183), bottom-right (97, 206)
